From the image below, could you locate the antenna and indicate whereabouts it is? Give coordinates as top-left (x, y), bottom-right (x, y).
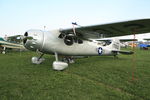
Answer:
top-left (44, 26), bottom-right (46, 31)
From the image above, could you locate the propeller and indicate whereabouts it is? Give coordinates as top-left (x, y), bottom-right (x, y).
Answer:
top-left (19, 32), bottom-right (33, 45)
top-left (20, 35), bottom-right (33, 40)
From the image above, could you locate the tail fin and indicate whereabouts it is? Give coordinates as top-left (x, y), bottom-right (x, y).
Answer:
top-left (108, 38), bottom-right (134, 55)
top-left (107, 38), bottom-right (120, 50)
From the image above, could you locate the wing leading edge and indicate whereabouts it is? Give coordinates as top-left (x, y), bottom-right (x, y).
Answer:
top-left (61, 19), bottom-right (150, 39)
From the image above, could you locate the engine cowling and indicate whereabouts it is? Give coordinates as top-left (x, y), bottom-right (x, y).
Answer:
top-left (23, 30), bottom-right (44, 51)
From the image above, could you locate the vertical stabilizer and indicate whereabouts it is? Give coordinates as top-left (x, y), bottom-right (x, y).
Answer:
top-left (107, 38), bottom-right (120, 50)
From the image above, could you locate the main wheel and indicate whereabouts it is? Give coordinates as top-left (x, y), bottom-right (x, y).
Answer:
top-left (53, 61), bottom-right (68, 71)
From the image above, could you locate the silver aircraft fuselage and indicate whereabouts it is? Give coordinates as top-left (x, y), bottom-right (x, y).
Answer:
top-left (24, 29), bottom-right (114, 56)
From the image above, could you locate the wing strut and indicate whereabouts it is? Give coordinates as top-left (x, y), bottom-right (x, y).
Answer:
top-left (72, 22), bottom-right (77, 36)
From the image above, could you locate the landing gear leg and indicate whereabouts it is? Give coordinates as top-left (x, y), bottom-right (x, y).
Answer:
top-left (38, 53), bottom-right (44, 61)
top-left (31, 53), bottom-right (45, 64)
top-left (52, 52), bottom-right (68, 71)
top-left (62, 56), bottom-right (75, 63)
top-left (114, 55), bottom-right (118, 59)
top-left (54, 52), bottom-right (58, 61)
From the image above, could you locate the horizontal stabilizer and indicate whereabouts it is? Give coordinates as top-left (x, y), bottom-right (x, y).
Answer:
top-left (144, 38), bottom-right (150, 40)
top-left (94, 38), bottom-right (137, 42)
top-left (112, 50), bottom-right (134, 55)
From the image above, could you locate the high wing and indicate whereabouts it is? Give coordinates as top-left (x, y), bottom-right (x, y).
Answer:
top-left (7, 35), bottom-right (23, 43)
top-left (60, 19), bottom-right (150, 39)
top-left (0, 41), bottom-right (24, 49)
top-left (1, 45), bottom-right (24, 49)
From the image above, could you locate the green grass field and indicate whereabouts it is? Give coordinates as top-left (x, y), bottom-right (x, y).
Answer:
top-left (0, 49), bottom-right (149, 100)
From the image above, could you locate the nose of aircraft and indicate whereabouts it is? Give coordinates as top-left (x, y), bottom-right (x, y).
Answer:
top-left (23, 30), bottom-right (44, 51)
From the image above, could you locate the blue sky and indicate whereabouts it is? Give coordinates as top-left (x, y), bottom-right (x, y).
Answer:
top-left (0, 0), bottom-right (150, 37)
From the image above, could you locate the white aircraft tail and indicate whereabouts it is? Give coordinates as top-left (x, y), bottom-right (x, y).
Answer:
top-left (107, 38), bottom-right (120, 50)
top-left (107, 38), bottom-right (134, 55)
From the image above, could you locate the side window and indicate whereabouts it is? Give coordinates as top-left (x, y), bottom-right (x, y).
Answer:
top-left (64, 36), bottom-right (73, 46)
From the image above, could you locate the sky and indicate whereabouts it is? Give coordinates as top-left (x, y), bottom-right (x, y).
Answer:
top-left (0, 0), bottom-right (150, 37)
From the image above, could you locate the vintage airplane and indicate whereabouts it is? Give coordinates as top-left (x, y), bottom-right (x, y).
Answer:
top-left (23, 19), bottom-right (150, 70)
top-left (0, 35), bottom-right (25, 54)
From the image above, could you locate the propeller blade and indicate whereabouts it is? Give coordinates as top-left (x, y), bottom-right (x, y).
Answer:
top-left (20, 36), bottom-right (33, 40)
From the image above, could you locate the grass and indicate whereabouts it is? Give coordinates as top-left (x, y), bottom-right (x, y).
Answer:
top-left (0, 49), bottom-right (150, 100)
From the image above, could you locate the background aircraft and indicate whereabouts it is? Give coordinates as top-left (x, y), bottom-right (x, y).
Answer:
top-left (23, 19), bottom-right (150, 70)
top-left (0, 35), bottom-right (25, 54)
